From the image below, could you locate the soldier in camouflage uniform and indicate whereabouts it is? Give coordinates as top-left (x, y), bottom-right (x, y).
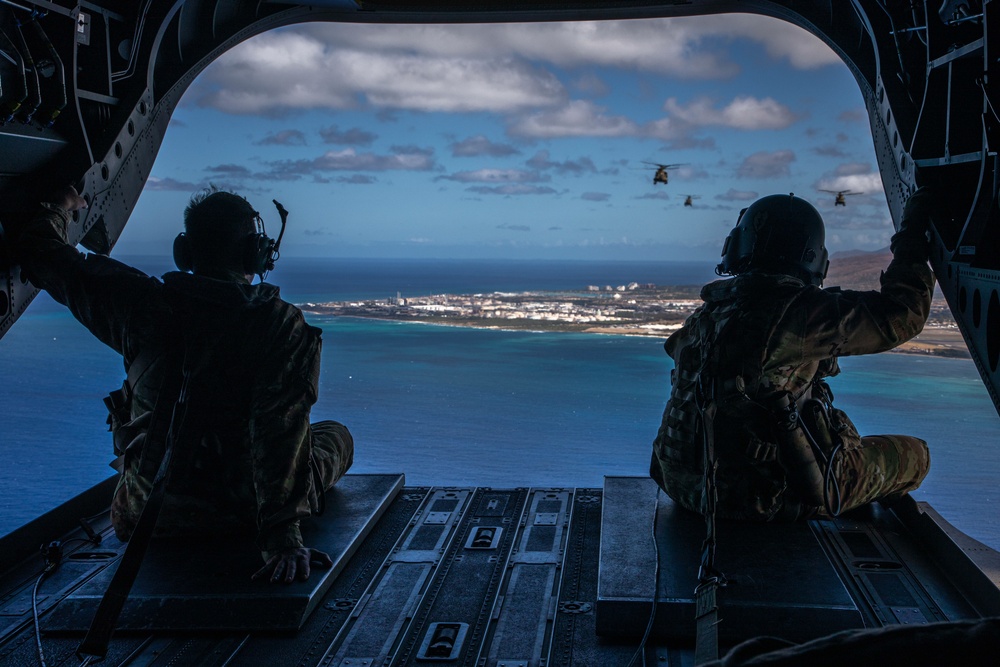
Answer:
top-left (650, 190), bottom-right (935, 520)
top-left (8, 185), bottom-right (353, 583)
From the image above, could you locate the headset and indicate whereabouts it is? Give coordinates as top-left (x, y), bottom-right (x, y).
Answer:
top-left (173, 199), bottom-right (289, 280)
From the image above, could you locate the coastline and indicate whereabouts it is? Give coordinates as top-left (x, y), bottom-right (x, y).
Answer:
top-left (301, 286), bottom-right (969, 360)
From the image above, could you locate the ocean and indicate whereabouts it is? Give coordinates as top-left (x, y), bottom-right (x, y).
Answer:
top-left (2, 257), bottom-right (999, 551)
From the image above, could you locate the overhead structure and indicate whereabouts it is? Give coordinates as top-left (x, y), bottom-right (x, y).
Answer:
top-left (0, 1), bottom-right (998, 417)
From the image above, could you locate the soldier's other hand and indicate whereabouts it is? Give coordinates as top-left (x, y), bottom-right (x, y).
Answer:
top-left (47, 185), bottom-right (88, 213)
top-left (899, 186), bottom-right (935, 235)
top-left (891, 186), bottom-right (935, 263)
top-left (252, 547), bottom-right (333, 584)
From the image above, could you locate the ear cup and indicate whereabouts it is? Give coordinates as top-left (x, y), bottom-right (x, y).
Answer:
top-left (244, 233), bottom-right (275, 276)
top-left (173, 233), bottom-right (194, 272)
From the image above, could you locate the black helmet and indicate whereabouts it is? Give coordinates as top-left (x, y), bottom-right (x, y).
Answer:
top-left (716, 193), bottom-right (829, 286)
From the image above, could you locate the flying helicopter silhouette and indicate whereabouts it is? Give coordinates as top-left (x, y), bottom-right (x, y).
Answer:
top-left (682, 194), bottom-right (701, 207)
top-left (821, 189), bottom-right (862, 206)
top-left (642, 162), bottom-right (686, 185)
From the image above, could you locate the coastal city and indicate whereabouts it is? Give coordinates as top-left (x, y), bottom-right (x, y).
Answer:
top-left (302, 282), bottom-right (703, 336)
top-left (300, 279), bottom-right (964, 356)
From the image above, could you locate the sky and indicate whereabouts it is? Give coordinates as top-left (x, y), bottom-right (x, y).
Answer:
top-left (120, 14), bottom-right (894, 262)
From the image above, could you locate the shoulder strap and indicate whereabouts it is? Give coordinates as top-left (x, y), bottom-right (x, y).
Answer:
top-left (77, 353), bottom-right (190, 661)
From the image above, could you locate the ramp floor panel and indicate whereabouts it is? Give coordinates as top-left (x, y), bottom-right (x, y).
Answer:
top-left (43, 473), bottom-right (403, 632)
top-left (597, 476), bottom-right (864, 643)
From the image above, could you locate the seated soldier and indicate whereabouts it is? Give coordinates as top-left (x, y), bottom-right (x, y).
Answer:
top-left (650, 190), bottom-right (935, 520)
top-left (8, 185), bottom-right (353, 583)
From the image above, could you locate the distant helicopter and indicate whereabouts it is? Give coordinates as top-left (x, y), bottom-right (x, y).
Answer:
top-left (643, 162), bottom-right (686, 185)
top-left (821, 189), bottom-right (862, 206)
top-left (682, 194), bottom-right (701, 207)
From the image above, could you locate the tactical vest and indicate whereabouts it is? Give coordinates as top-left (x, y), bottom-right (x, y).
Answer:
top-left (653, 274), bottom-right (837, 521)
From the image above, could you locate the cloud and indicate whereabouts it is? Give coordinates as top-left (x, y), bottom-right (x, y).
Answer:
top-left (736, 150), bottom-right (796, 178)
top-left (663, 96), bottom-right (799, 130)
top-left (337, 174), bottom-right (378, 184)
top-left (145, 176), bottom-right (201, 191)
top-left (301, 15), bottom-right (838, 76)
top-left (838, 108), bottom-right (867, 123)
top-left (582, 192), bottom-right (611, 202)
top-left (194, 17), bottom-right (840, 118)
top-left (270, 147), bottom-right (438, 176)
top-left (526, 150), bottom-right (598, 175)
top-left (206, 164), bottom-right (253, 177)
top-left (715, 188), bottom-right (758, 202)
top-left (255, 129), bottom-right (307, 146)
top-left (509, 100), bottom-right (638, 138)
top-left (497, 223), bottom-right (531, 231)
top-left (634, 191), bottom-right (671, 200)
top-left (658, 136), bottom-right (717, 150)
top-left (834, 162), bottom-right (874, 176)
top-left (701, 14), bottom-right (840, 69)
top-left (320, 125), bottom-right (377, 146)
top-left (198, 31), bottom-right (566, 115)
top-left (450, 135), bottom-right (521, 158)
top-left (812, 145), bottom-right (849, 158)
top-left (468, 184), bottom-right (557, 195)
top-left (573, 72), bottom-right (610, 96)
top-left (815, 167), bottom-right (884, 195)
top-left (438, 168), bottom-right (547, 184)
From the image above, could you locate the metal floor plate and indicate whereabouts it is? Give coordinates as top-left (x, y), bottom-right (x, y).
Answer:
top-left (43, 473), bottom-right (404, 633)
top-left (596, 476), bottom-right (864, 644)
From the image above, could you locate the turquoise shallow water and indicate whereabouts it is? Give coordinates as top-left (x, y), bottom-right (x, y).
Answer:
top-left (1, 258), bottom-right (998, 550)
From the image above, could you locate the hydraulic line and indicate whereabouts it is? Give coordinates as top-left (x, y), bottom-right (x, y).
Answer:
top-left (22, 17), bottom-right (65, 127)
top-left (12, 17), bottom-right (39, 124)
top-left (0, 28), bottom-right (27, 123)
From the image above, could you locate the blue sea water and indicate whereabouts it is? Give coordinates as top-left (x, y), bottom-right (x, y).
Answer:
top-left (2, 257), bottom-right (999, 551)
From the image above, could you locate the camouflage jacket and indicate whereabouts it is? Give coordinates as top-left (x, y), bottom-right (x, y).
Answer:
top-left (651, 256), bottom-right (935, 520)
top-left (12, 207), bottom-right (324, 559)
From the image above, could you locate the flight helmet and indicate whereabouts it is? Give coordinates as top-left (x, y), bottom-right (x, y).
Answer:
top-left (716, 193), bottom-right (829, 286)
top-left (175, 188), bottom-right (260, 276)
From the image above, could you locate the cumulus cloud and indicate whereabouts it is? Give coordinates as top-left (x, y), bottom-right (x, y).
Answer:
top-left (815, 167), bottom-right (884, 195)
top-left (450, 135), bottom-right (521, 158)
top-left (145, 176), bottom-right (201, 191)
top-left (663, 96), bottom-right (799, 130)
top-left (526, 150), bottom-right (598, 175)
top-left (302, 15), bottom-right (837, 75)
top-left (270, 147), bottom-right (437, 176)
top-left (438, 168), bottom-right (548, 184)
top-left (198, 31), bottom-right (566, 115)
top-left (206, 164), bottom-right (253, 177)
top-left (573, 72), bottom-right (610, 96)
top-left (509, 100), bottom-right (638, 138)
top-left (659, 135), bottom-right (717, 150)
top-left (715, 188), bottom-right (758, 202)
top-left (838, 108), bottom-right (867, 123)
top-left (320, 125), bottom-right (377, 146)
top-left (736, 150), bottom-right (796, 178)
top-left (469, 184), bottom-right (557, 195)
top-left (255, 129), bottom-right (307, 146)
top-left (337, 174), bottom-right (378, 184)
top-left (812, 145), bottom-right (849, 158)
top-left (195, 17), bottom-right (839, 118)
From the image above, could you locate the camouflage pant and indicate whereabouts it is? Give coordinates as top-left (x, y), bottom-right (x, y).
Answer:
top-left (310, 420), bottom-right (355, 500)
top-left (113, 420), bottom-right (355, 540)
top-left (651, 433), bottom-right (930, 521)
top-left (821, 434), bottom-right (930, 515)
